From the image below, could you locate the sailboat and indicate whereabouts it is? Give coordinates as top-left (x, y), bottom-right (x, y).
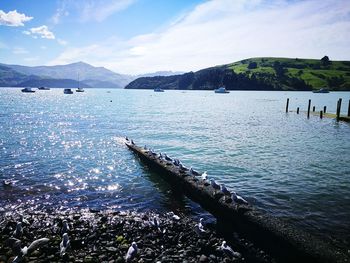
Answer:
top-left (76, 73), bottom-right (84, 92)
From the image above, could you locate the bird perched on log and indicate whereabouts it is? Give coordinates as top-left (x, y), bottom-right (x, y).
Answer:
top-left (210, 179), bottom-right (220, 192)
top-left (220, 184), bottom-right (231, 196)
top-left (60, 233), bottom-right (70, 257)
top-left (231, 192), bottom-right (248, 205)
top-left (164, 154), bottom-right (172, 162)
top-left (220, 241), bottom-right (242, 258)
top-left (125, 242), bottom-right (138, 262)
top-left (201, 171), bottom-right (208, 181)
top-left (189, 167), bottom-right (200, 176)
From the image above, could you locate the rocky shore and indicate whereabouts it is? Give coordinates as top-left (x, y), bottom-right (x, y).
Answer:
top-left (0, 208), bottom-right (274, 263)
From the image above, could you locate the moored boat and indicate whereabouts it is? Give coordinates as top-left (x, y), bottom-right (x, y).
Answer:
top-left (214, 87), bottom-right (230, 93)
top-left (21, 87), bottom-right (35, 93)
top-left (38, 87), bottom-right (50, 90)
top-left (312, 88), bottom-right (329, 93)
top-left (154, 88), bottom-right (164, 92)
top-left (64, 88), bottom-right (73, 94)
top-left (76, 88), bottom-right (84, 92)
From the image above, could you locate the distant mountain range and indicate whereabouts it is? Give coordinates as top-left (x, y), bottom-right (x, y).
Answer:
top-left (0, 62), bottom-right (182, 89)
top-left (125, 57), bottom-right (350, 91)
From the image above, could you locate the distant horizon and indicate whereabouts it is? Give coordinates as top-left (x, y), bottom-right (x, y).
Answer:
top-left (2, 55), bottom-right (349, 76)
top-left (1, 0), bottom-right (350, 74)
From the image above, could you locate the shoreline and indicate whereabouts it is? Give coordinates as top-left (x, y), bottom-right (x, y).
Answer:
top-left (0, 208), bottom-right (273, 263)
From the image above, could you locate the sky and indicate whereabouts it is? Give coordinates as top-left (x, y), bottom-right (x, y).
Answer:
top-left (1, 0), bottom-right (350, 75)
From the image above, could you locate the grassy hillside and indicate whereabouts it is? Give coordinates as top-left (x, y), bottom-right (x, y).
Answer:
top-left (126, 57), bottom-right (350, 91)
top-left (228, 57), bottom-right (350, 90)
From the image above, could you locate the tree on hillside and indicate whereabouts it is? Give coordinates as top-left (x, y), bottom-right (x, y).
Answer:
top-left (247, 62), bottom-right (257, 69)
top-left (273, 61), bottom-right (286, 78)
top-left (321, 56), bottom-right (331, 66)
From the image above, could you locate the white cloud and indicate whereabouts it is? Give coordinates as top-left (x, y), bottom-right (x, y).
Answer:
top-left (0, 10), bottom-right (33, 26)
top-left (12, 47), bottom-right (28, 54)
top-left (0, 41), bottom-right (8, 49)
top-left (80, 0), bottom-right (135, 22)
top-left (49, 0), bottom-right (350, 74)
top-left (57, 38), bottom-right (68, 46)
top-left (51, 0), bottom-right (135, 23)
top-left (25, 25), bottom-right (55, 39)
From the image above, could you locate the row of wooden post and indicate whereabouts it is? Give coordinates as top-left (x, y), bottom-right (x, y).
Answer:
top-left (285, 98), bottom-right (350, 121)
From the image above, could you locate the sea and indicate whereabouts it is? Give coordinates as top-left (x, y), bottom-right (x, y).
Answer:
top-left (0, 88), bottom-right (349, 249)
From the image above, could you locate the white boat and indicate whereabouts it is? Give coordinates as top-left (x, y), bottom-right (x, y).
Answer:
top-left (154, 88), bottom-right (164, 92)
top-left (76, 74), bottom-right (84, 92)
top-left (214, 87), bottom-right (230, 93)
top-left (21, 87), bottom-right (35, 93)
top-left (64, 88), bottom-right (73, 94)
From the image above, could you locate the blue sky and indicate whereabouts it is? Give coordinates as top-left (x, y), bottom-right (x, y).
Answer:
top-left (1, 0), bottom-right (350, 74)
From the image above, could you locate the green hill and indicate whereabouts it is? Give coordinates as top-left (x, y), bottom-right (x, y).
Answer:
top-left (229, 57), bottom-right (350, 90)
top-left (125, 57), bottom-right (350, 91)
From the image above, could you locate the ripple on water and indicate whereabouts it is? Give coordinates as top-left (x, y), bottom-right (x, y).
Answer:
top-left (0, 89), bottom-right (349, 249)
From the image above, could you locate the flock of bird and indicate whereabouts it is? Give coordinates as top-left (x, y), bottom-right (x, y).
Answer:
top-left (126, 138), bottom-right (249, 206)
top-left (5, 212), bottom-right (241, 262)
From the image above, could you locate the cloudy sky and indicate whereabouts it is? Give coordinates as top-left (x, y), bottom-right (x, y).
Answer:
top-left (1, 0), bottom-right (349, 74)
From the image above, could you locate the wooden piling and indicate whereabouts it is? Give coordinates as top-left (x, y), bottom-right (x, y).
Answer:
top-left (286, 98), bottom-right (289, 113)
top-left (348, 99), bottom-right (350, 117)
top-left (307, 99), bottom-right (311, 119)
top-left (336, 99), bottom-right (342, 122)
top-left (297, 107), bottom-right (299, 114)
top-left (323, 106), bottom-right (327, 114)
top-left (320, 111), bottom-right (323, 119)
top-left (312, 106), bottom-right (315, 112)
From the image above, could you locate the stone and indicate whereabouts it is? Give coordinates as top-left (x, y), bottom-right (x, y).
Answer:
top-left (199, 254), bottom-right (208, 262)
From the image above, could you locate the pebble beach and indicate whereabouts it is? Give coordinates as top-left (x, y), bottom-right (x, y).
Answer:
top-left (0, 208), bottom-right (274, 263)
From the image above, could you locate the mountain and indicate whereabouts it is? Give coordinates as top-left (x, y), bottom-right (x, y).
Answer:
top-left (125, 57), bottom-right (350, 91)
top-left (0, 62), bottom-right (134, 88)
top-left (0, 65), bottom-right (41, 87)
top-left (137, 71), bottom-right (185, 78)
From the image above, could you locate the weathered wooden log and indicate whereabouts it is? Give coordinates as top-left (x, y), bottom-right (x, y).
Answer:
top-left (125, 140), bottom-right (348, 263)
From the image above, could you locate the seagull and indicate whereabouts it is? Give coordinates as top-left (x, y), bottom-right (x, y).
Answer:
top-left (125, 242), bottom-right (138, 262)
top-left (201, 171), bottom-right (208, 181)
top-left (60, 233), bottom-right (70, 257)
top-left (61, 220), bottom-right (70, 234)
top-left (150, 216), bottom-right (164, 233)
top-left (12, 238), bottom-right (50, 263)
top-left (19, 215), bottom-right (30, 226)
top-left (220, 184), bottom-right (231, 196)
top-left (144, 145), bottom-right (147, 150)
top-left (164, 154), bottom-right (172, 162)
top-left (13, 222), bottom-right (23, 239)
top-left (173, 159), bottom-right (180, 166)
top-left (195, 218), bottom-right (207, 236)
top-left (210, 180), bottom-right (220, 190)
top-left (179, 163), bottom-right (188, 171)
top-left (189, 167), bottom-right (200, 176)
top-left (167, 212), bottom-right (180, 221)
top-left (231, 192), bottom-right (248, 205)
top-left (3, 179), bottom-right (15, 186)
top-left (220, 241), bottom-right (242, 258)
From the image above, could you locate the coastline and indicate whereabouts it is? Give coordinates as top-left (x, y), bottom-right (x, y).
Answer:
top-left (0, 208), bottom-right (273, 263)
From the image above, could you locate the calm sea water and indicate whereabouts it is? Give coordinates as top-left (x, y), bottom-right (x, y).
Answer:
top-left (1, 88), bottom-right (349, 247)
